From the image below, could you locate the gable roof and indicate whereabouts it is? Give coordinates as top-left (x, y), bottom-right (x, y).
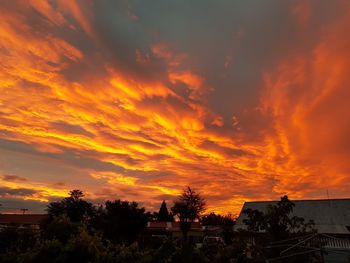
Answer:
top-left (0, 214), bottom-right (48, 225)
top-left (235, 198), bottom-right (350, 234)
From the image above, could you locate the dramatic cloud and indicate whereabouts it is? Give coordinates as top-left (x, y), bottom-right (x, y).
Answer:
top-left (0, 0), bottom-right (350, 214)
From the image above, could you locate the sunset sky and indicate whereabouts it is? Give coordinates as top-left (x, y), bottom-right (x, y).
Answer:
top-left (1, 0), bottom-right (350, 214)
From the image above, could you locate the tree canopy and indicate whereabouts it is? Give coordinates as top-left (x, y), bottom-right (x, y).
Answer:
top-left (243, 195), bottom-right (315, 240)
top-left (171, 187), bottom-right (205, 240)
top-left (101, 199), bottom-right (150, 244)
top-left (0, 190), bottom-right (323, 263)
top-left (47, 190), bottom-right (96, 223)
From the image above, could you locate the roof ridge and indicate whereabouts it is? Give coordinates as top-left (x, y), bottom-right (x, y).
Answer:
top-left (244, 198), bottom-right (350, 204)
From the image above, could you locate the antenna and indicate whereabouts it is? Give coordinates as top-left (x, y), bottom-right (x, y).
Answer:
top-left (326, 189), bottom-right (330, 200)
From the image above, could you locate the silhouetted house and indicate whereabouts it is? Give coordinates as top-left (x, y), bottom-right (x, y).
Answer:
top-left (146, 221), bottom-right (171, 237)
top-left (171, 222), bottom-right (203, 243)
top-left (235, 198), bottom-right (350, 236)
top-left (147, 221), bottom-right (204, 243)
top-left (0, 214), bottom-right (48, 230)
top-left (235, 198), bottom-right (350, 262)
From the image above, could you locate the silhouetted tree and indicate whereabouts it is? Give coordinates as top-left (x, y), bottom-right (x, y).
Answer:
top-left (157, 200), bottom-right (174, 222)
top-left (101, 200), bottom-right (150, 244)
top-left (47, 190), bottom-right (96, 223)
top-left (243, 196), bottom-right (316, 263)
top-left (171, 187), bottom-right (205, 241)
top-left (243, 195), bottom-right (315, 241)
top-left (202, 213), bottom-right (224, 226)
top-left (202, 213), bottom-right (236, 244)
top-left (42, 215), bottom-right (81, 244)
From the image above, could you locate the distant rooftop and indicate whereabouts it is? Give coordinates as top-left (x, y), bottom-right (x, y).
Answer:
top-left (235, 198), bottom-right (350, 234)
top-left (0, 214), bottom-right (48, 225)
top-left (147, 221), bottom-right (202, 231)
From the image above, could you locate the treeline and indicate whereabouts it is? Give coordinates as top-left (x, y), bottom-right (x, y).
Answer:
top-left (0, 189), bottom-right (316, 263)
top-left (0, 188), bottom-right (237, 263)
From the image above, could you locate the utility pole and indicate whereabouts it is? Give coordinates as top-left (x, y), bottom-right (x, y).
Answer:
top-left (20, 208), bottom-right (28, 214)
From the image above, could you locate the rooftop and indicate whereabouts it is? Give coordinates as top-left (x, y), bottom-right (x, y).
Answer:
top-left (235, 198), bottom-right (350, 234)
top-left (0, 214), bottom-right (48, 225)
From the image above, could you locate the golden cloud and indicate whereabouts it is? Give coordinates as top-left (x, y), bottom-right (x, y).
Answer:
top-left (1, 1), bottom-right (350, 214)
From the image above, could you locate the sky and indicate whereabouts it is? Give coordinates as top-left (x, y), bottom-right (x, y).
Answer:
top-left (1, 0), bottom-right (350, 215)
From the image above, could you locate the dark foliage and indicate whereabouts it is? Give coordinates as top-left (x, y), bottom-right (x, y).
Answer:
top-left (0, 227), bottom-right (37, 254)
top-left (242, 195), bottom-right (317, 262)
top-left (42, 215), bottom-right (82, 244)
top-left (202, 213), bottom-right (236, 244)
top-left (202, 213), bottom-right (226, 226)
top-left (100, 199), bottom-right (150, 244)
top-left (156, 200), bottom-right (174, 222)
top-left (47, 190), bottom-right (96, 223)
top-left (243, 195), bottom-right (315, 241)
top-left (0, 190), bottom-right (320, 263)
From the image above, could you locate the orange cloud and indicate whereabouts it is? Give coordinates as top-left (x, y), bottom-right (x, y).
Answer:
top-left (1, 1), bottom-right (350, 215)
top-left (260, 8), bottom-right (350, 198)
top-left (169, 71), bottom-right (203, 91)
